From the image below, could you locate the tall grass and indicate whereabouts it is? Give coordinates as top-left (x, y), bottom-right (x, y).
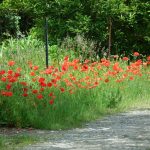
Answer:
top-left (0, 135), bottom-right (38, 150)
top-left (0, 36), bottom-right (45, 68)
top-left (0, 37), bottom-right (150, 129)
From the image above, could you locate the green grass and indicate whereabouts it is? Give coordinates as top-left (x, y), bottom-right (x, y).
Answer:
top-left (118, 76), bottom-right (150, 110)
top-left (0, 135), bottom-right (38, 150)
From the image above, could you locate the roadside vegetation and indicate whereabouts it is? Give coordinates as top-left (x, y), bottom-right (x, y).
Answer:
top-left (0, 42), bottom-right (149, 150)
top-left (0, 0), bottom-right (149, 149)
top-left (0, 134), bottom-right (38, 150)
top-left (0, 37), bottom-right (150, 130)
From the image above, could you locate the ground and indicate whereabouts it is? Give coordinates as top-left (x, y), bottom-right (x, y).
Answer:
top-left (1, 109), bottom-right (150, 150)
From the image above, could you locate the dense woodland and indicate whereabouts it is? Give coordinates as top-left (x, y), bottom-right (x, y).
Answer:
top-left (0, 0), bottom-right (149, 55)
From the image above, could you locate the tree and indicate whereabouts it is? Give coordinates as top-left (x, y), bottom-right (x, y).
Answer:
top-left (0, 0), bottom-right (149, 55)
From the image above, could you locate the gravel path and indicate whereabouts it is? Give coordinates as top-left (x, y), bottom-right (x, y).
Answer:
top-left (21, 110), bottom-right (150, 150)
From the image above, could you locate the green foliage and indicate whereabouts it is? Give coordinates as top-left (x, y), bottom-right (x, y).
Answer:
top-left (0, 4), bottom-right (21, 41)
top-left (0, 0), bottom-right (150, 54)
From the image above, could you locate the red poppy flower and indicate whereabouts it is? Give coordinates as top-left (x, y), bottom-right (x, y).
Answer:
top-left (38, 77), bottom-right (45, 83)
top-left (16, 68), bottom-right (22, 72)
top-left (1, 77), bottom-right (7, 82)
top-left (0, 70), bottom-right (5, 75)
top-left (32, 89), bottom-right (38, 94)
top-left (37, 94), bottom-right (43, 99)
top-left (147, 56), bottom-right (150, 61)
top-left (6, 91), bottom-right (13, 97)
top-left (40, 88), bottom-right (45, 92)
top-left (7, 70), bottom-right (13, 75)
top-left (113, 63), bottom-right (119, 71)
top-left (14, 72), bottom-right (21, 77)
top-left (47, 82), bottom-right (52, 87)
top-left (56, 75), bottom-right (61, 81)
top-left (101, 60), bottom-right (110, 67)
top-left (73, 59), bottom-right (80, 63)
top-left (30, 71), bottom-right (35, 76)
top-left (53, 84), bottom-right (57, 87)
top-left (94, 81), bottom-right (99, 85)
top-left (6, 84), bottom-right (11, 90)
top-left (122, 57), bottom-right (129, 61)
top-left (133, 52), bottom-right (140, 57)
top-left (61, 64), bottom-right (68, 71)
top-left (64, 56), bottom-right (69, 61)
top-left (8, 60), bottom-right (15, 66)
top-left (60, 87), bottom-right (65, 92)
top-left (129, 76), bottom-right (134, 80)
top-left (51, 79), bottom-right (57, 84)
top-left (45, 69), bottom-right (52, 74)
top-left (1, 91), bottom-right (6, 96)
top-left (1, 91), bottom-right (13, 97)
top-left (73, 65), bottom-right (78, 70)
top-left (33, 66), bottom-right (39, 71)
top-left (20, 82), bottom-right (27, 86)
top-left (9, 77), bottom-right (17, 83)
top-left (55, 68), bottom-right (59, 72)
top-left (23, 88), bottom-right (28, 92)
top-left (40, 82), bottom-right (47, 87)
top-left (48, 92), bottom-right (54, 97)
top-left (49, 99), bottom-right (54, 105)
top-left (84, 59), bottom-right (90, 64)
top-left (81, 64), bottom-right (88, 71)
top-left (22, 93), bottom-right (28, 97)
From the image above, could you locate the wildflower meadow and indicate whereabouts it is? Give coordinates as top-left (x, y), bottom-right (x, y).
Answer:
top-left (0, 41), bottom-right (150, 130)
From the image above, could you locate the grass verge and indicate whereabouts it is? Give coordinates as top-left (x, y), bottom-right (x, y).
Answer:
top-left (0, 134), bottom-right (38, 150)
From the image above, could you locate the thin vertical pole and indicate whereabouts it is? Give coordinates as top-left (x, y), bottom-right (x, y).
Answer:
top-left (108, 17), bottom-right (112, 58)
top-left (45, 17), bottom-right (49, 68)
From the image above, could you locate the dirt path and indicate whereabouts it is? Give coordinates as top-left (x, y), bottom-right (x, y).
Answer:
top-left (19, 110), bottom-right (150, 150)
